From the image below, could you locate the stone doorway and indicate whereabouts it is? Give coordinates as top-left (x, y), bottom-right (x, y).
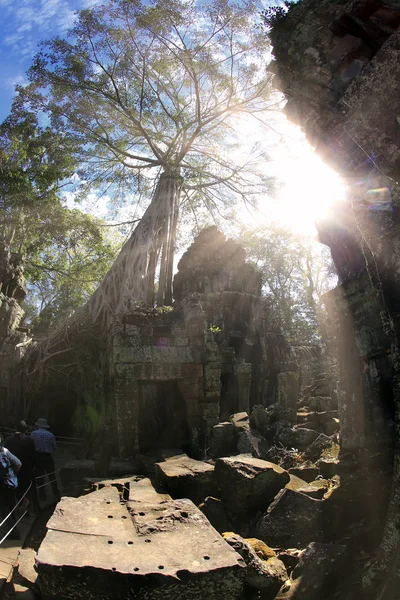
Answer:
top-left (138, 380), bottom-right (190, 452)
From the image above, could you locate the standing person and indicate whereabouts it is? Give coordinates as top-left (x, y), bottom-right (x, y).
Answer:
top-left (5, 422), bottom-right (36, 496)
top-left (5, 421), bottom-right (38, 513)
top-left (0, 436), bottom-right (22, 540)
top-left (31, 418), bottom-right (61, 502)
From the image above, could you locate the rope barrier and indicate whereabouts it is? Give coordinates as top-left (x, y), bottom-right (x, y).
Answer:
top-left (36, 478), bottom-right (58, 491)
top-left (0, 509), bottom-right (28, 546)
top-left (56, 440), bottom-right (83, 446)
top-left (0, 482), bottom-right (32, 529)
top-left (35, 469), bottom-right (60, 481)
top-left (1, 426), bottom-right (83, 443)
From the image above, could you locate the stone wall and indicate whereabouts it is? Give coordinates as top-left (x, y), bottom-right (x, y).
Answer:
top-left (109, 228), bottom-right (296, 458)
top-left (270, 0), bottom-right (400, 457)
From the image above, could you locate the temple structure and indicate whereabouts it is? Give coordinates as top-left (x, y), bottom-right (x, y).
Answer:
top-left (5, 227), bottom-right (297, 458)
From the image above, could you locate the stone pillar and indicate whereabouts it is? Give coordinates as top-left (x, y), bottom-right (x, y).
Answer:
top-left (324, 273), bottom-right (388, 451)
top-left (114, 364), bottom-right (139, 458)
top-left (234, 360), bottom-right (251, 414)
top-left (277, 371), bottom-right (299, 425)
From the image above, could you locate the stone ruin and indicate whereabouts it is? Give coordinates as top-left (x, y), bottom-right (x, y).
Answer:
top-left (12, 1), bottom-right (400, 594)
top-left (2, 225), bottom-right (345, 600)
top-left (268, 0), bottom-right (400, 597)
top-left (111, 227), bottom-right (299, 459)
top-left (3, 226), bottom-right (303, 459)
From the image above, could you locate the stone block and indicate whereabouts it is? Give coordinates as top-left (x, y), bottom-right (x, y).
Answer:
top-left (249, 405), bottom-right (270, 438)
top-left (36, 484), bottom-right (245, 600)
top-left (201, 403), bottom-right (220, 431)
top-left (327, 34), bottom-right (366, 68)
top-left (255, 488), bottom-right (324, 548)
top-left (245, 538), bottom-right (276, 560)
top-left (198, 496), bottom-right (232, 534)
top-left (237, 428), bottom-right (269, 459)
top-left (286, 475), bottom-right (329, 499)
top-left (322, 418), bottom-right (340, 436)
top-left (276, 542), bottom-right (346, 600)
top-left (154, 455), bottom-right (216, 504)
top-left (210, 422), bottom-right (236, 458)
top-left (304, 434), bottom-right (332, 460)
top-left (223, 533), bottom-right (287, 597)
top-left (230, 412), bottom-right (250, 431)
top-left (291, 427), bottom-right (320, 450)
top-left (17, 548), bottom-right (38, 586)
top-left (215, 455), bottom-right (289, 515)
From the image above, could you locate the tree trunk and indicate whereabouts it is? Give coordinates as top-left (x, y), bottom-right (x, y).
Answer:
top-left (89, 169), bottom-right (183, 327)
top-left (156, 171), bottom-right (183, 306)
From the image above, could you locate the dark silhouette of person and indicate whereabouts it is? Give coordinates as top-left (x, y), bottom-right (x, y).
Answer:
top-left (31, 418), bottom-right (61, 502)
top-left (5, 421), bottom-right (38, 512)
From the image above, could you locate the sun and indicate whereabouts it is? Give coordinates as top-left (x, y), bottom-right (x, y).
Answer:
top-left (231, 113), bottom-right (346, 236)
top-left (270, 148), bottom-right (346, 235)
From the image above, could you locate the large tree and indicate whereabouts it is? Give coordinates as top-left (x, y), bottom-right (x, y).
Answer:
top-left (17, 0), bottom-right (274, 307)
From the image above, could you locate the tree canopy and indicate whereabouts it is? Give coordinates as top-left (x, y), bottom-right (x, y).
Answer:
top-left (239, 223), bottom-right (336, 343)
top-left (0, 108), bottom-right (119, 331)
top-left (16, 0), bottom-right (276, 306)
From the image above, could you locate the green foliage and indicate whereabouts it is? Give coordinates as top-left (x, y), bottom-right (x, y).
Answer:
top-left (23, 206), bottom-right (120, 332)
top-left (18, 0), bottom-right (275, 216)
top-left (0, 108), bottom-right (76, 213)
top-left (0, 106), bottom-right (120, 331)
top-left (72, 403), bottom-right (105, 437)
top-left (239, 223), bottom-right (336, 343)
top-left (208, 324), bottom-right (222, 333)
top-left (156, 305), bottom-right (173, 314)
top-left (261, 1), bottom-right (296, 31)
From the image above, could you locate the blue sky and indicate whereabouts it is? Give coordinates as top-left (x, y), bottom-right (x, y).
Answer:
top-left (0, 0), bottom-right (340, 236)
top-left (0, 0), bottom-right (98, 121)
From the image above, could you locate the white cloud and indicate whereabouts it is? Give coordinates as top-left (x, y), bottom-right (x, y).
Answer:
top-left (4, 73), bottom-right (28, 91)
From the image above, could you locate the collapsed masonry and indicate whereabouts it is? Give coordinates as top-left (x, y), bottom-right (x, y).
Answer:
top-left (4, 226), bottom-right (301, 458)
top-left (269, 0), bottom-right (400, 596)
top-left (35, 454), bottom-right (348, 600)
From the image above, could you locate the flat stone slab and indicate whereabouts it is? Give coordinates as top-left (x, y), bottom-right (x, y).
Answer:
top-left (155, 455), bottom-right (216, 504)
top-left (36, 481), bottom-right (244, 600)
top-left (17, 548), bottom-right (38, 585)
top-left (214, 455), bottom-right (290, 514)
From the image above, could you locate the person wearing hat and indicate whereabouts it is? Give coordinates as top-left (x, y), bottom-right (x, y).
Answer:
top-left (5, 421), bottom-right (37, 511)
top-left (31, 418), bottom-right (61, 502)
